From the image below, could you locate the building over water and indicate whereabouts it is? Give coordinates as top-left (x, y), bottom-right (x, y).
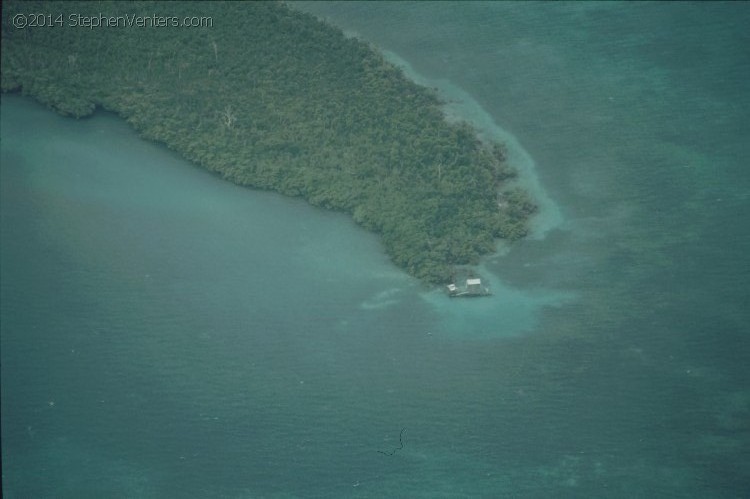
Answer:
top-left (446, 277), bottom-right (491, 298)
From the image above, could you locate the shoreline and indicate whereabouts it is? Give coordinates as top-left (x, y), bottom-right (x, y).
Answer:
top-left (378, 48), bottom-right (565, 241)
top-left (2, 1), bottom-right (538, 284)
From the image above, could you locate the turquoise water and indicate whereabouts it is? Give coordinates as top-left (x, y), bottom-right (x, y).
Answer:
top-left (2, 2), bottom-right (749, 497)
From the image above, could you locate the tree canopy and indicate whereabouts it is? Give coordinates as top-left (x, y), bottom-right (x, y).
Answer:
top-left (1, 1), bottom-right (536, 284)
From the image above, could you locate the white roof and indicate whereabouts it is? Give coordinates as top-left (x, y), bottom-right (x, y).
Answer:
top-left (447, 284), bottom-right (457, 291)
top-left (466, 278), bottom-right (482, 285)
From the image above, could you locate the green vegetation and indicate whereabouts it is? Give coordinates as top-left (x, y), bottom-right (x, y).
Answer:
top-left (1, 1), bottom-right (536, 284)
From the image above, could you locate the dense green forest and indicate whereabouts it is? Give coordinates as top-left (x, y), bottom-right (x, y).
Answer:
top-left (1, 1), bottom-right (536, 284)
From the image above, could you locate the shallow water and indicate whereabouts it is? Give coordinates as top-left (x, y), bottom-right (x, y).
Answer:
top-left (3, 2), bottom-right (750, 497)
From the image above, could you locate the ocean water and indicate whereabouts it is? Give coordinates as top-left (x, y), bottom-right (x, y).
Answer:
top-left (2, 2), bottom-right (749, 497)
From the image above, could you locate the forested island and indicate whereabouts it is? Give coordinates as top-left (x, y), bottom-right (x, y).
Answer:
top-left (1, 1), bottom-right (536, 284)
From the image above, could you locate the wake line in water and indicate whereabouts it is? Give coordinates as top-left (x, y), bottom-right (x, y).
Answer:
top-left (377, 428), bottom-right (407, 456)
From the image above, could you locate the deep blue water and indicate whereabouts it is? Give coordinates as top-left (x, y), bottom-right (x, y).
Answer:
top-left (2, 2), bottom-right (749, 497)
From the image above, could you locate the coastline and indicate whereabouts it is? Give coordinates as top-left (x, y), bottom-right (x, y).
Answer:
top-left (378, 49), bottom-right (564, 241)
top-left (292, 3), bottom-right (564, 242)
top-left (2, 1), bottom-right (538, 285)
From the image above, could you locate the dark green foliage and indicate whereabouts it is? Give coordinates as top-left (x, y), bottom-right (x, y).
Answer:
top-left (1, 1), bottom-right (536, 284)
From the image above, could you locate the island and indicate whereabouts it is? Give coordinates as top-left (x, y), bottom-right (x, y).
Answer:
top-left (1, 1), bottom-right (536, 284)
